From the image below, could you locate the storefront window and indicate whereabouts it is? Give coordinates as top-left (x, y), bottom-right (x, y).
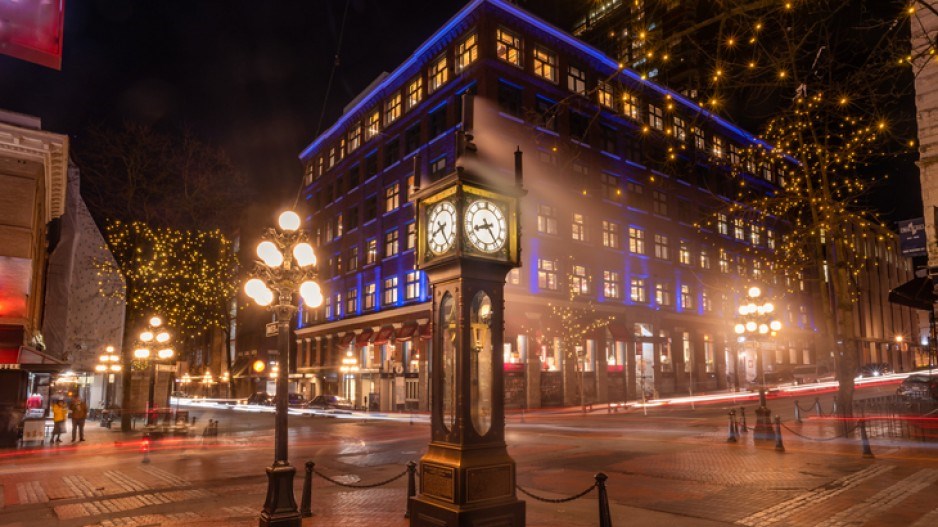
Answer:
top-left (659, 330), bottom-right (673, 373)
top-left (704, 335), bottom-right (715, 373)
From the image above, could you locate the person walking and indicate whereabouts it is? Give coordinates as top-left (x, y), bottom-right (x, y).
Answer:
top-left (69, 396), bottom-right (88, 442)
top-left (51, 400), bottom-right (67, 444)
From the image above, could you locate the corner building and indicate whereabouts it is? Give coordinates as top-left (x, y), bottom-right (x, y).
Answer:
top-left (295, 0), bottom-right (817, 411)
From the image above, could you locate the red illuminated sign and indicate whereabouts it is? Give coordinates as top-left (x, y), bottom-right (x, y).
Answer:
top-left (0, 0), bottom-right (65, 70)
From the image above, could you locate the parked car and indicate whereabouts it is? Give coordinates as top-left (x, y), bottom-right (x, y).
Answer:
top-left (857, 363), bottom-right (892, 379)
top-left (306, 395), bottom-right (354, 412)
top-left (286, 393), bottom-right (306, 408)
top-left (246, 391), bottom-right (273, 406)
top-left (896, 372), bottom-right (938, 401)
top-left (747, 370), bottom-right (795, 391)
top-left (792, 364), bottom-right (836, 385)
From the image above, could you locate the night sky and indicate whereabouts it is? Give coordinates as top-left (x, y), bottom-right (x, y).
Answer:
top-left (0, 0), bottom-right (920, 221)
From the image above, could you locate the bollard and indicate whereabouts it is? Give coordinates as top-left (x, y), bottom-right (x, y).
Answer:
top-left (794, 400), bottom-right (802, 424)
top-left (774, 415), bottom-right (785, 452)
top-left (141, 432), bottom-right (151, 464)
top-left (739, 407), bottom-right (748, 433)
top-left (814, 397), bottom-right (822, 417)
top-left (521, 404), bottom-right (526, 423)
top-left (727, 410), bottom-right (738, 443)
top-left (301, 461), bottom-right (314, 517)
top-left (831, 396), bottom-right (837, 415)
top-left (405, 461), bottom-right (417, 518)
top-left (860, 420), bottom-right (874, 459)
top-left (595, 472), bottom-right (612, 527)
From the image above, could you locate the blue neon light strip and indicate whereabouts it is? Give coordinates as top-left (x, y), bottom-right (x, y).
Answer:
top-left (299, 0), bottom-right (773, 161)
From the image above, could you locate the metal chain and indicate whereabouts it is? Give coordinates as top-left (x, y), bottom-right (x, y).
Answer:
top-left (515, 482), bottom-right (596, 503)
top-left (781, 421), bottom-right (859, 442)
top-left (314, 468), bottom-right (409, 488)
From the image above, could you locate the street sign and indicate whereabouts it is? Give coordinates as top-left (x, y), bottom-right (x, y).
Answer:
top-left (266, 322), bottom-right (278, 337)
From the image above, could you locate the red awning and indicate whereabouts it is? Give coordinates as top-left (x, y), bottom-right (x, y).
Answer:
top-left (395, 323), bottom-right (418, 342)
top-left (607, 323), bottom-right (630, 342)
top-left (373, 326), bottom-right (396, 345)
top-left (337, 333), bottom-right (355, 347)
top-left (419, 323), bottom-right (432, 340)
top-left (356, 329), bottom-right (375, 345)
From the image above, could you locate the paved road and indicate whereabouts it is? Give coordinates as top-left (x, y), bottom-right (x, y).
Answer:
top-left (1, 382), bottom-right (936, 527)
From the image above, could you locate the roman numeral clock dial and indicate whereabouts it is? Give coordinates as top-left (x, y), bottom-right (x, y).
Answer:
top-left (464, 199), bottom-right (507, 254)
top-left (427, 200), bottom-right (457, 255)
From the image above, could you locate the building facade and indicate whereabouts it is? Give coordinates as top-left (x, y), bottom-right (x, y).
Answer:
top-left (295, 0), bottom-right (827, 411)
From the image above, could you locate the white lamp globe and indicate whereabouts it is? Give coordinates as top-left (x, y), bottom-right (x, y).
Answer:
top-left (278, 211), bottom-right (301, 231)
top-left (293, 243), bottom-right (316, 267)
top-left (245, 278), bottom-right (267, 299)
top-left (745, 321), bottom-right (757, 332)
top-left (149, 316), bottom-right (163, 328)
top-left (748, 286), bottom-right (761, 298)
top-left (747, 303), bottom-right (757, 314)
top-left (95, 364), bottom-right (107, 373)
top-left (111, 364), bottom-right (122, 372)
top-left (105, 345), bottom-right (115, 353)
top-left (300, 281), bottom-right (324, 307)
top-left (134, 348), bottom-right (150, 359)
top-left (764, 302), bottom-right (775, 314)
top-left (99, 354), bottom-right (110, 363)
top-left (140, 331), bottom-right (154, 343)
top-left (156, 331), bottom-right (170, 343)
top-left (758, 324), bottom-right (769, 334)
top-left (769, 320), bottom-right (782, 331)
top-left (255, 288), bottom-right (274, 306)
top-left (257, 241), bottom-right (284, 267)
top-left (734, 323), bottom-right (745, 334)
top-left (738, 305), bottom-right (749, 316)
top-left (157, 348), bottom-right (174, 360)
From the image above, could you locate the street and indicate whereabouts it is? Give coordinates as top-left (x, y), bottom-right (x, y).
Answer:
top-left (1, 382), bottom-right (936, 527)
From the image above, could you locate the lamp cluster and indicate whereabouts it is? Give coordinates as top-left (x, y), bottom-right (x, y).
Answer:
top-left (245, 211), bottom-right (324, 309)
top-left (134, 316), bottom-right (174, 361)
top-left (734, 287), bottom-right (782, 337)
top-left (95, 345), bottom-right (122, 373)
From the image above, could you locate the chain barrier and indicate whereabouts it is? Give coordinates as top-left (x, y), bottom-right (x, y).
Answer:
top-left (515, 482), bottom-right (597, 503)
top-left (781, 421), bottom-right (859, 442)
top-left (314, 467), bottom-right (409, 488)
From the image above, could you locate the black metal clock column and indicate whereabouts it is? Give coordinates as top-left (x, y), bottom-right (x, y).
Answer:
top-left (410, 99), bottom-right (526, 526)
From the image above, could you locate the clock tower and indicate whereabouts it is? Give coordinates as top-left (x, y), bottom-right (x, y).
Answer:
top-left (409, 95), bottom-right (525, 526)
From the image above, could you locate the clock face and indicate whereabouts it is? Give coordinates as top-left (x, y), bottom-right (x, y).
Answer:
top-left (464, 199), bottom-right (507, 253)
top-left (427, 201), bottom-right (457, 254)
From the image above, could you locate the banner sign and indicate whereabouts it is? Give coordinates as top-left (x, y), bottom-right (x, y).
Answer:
top-left (898, 218), bottom-right (927, 257)
top-left (0, 0), bottom-right (65, 70)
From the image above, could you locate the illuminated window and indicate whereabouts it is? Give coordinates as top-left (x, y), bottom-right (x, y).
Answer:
top-left (717, 213), bottom-right (729, 235)
top-left (629, 227), bottom-right (645, 254)
top-left (630, 277), bottom-right (646, 303)
top-left (598, 81), bottom-right (614, 108)
top-left (704, 336), bottom-right (715, 373)
top-left (383, 276), bottom-right (398, 305)
top-left (672, 116), bottom-right (686, 141)
top-left (537, 258), bottom-right (559, 290)
top-left (348, 246), bottom-right (359, 271)
top-left (729, 143), bottom-right (741, 165)
top-left (571, 265), bottom-right (589, 295)
top-left (406, 77), bottom-right (423, 110)
top-left (602, 220), bottom-right (620, 249)
top-left (428, 54), bottom-right (448, 93)
top-left (406, 174), bottom-right (416, 199)
top-left (346, 288), bottom-right (358, 314)
top-left (654, 234), bottom-right (669, 260)
top-left (750, 225), bottom-right (762, 246)
top-left (406, 221), bottom-right (416, 250)
top-left (712, 136), bottom-right (724, 159)
top-left (366, 111), bottom-right (380, 140)
top-left (655, 282), bottom-right (672, 306)
top-left (304, 161), bottom-right (315, 186)
top-left (567, 65), bottom-right (586, 94)
top-left (537, 204), bottom-right (557, 235)
top-left (508, 268), bottom-right (520, 285)
top-left (456, 33), bottom-right (478, 72)
top-left (648, 104), bottom-right (664, 130)
top-left (366, 238), bottom-right (377, 265)
top-left (348, 124), bottom-right (361, 152)
top-left (571, 213), bottom-right (586, 242)
top-left (702, 290), bottom-right (712, 312)
top-left (622, 92), bottom-right (640, 120)
top-left (363, 283), bottom-right (376, 310)
top-left (325, 296), bottom-right (333, 319)
top-left (733, 218), bottom-right (745, 240)
top-left (334, 292), bottom-right (342, 317)
top-left (718, 248), bottom-right (730, 273)
top-left (679, 240), bottom-right (691, 265)
top-left (680, 284), bottom-right (693, 310)
top-left (405, 271), bottom-right (421, 300)
top-left (682, 332), bottom-right (692, 373)
top-left (384, 228), bottom-right (399, 257)
top-left (767, 228), bottom-right (776, 250)
top-left (533, 45), bottom-right (557, 82)
top-left (496, 27), bottom-right (522, 66)
top-left (386, 93), bottom-right (402, 124)
top-left (693, 126), bottom-right (705, 150)
top-left (603, 270), bottom-right (621, 299)
top-left (385, 182), bottom-right (400, 212)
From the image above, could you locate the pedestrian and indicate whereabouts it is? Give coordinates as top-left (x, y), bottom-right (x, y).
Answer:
top-left (51, 400), bottom-right (67, 444)
top-left (69, 396), bottom-right (88, 442)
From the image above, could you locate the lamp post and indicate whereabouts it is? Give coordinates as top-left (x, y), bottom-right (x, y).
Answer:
top-left (133, 317), bottom-right (174, 427)
top-left (340, 350), bottom-right (360, 405)
top-left (220, 371), bottom-right (230, 399)
top-left (94, 345), bottom-right (122, 409)
top-left (733, 286), bottom-right (781, 440)
top-left (244, 210), bottom-right (323, 527)
top-left (202, 369), bottom-right (215, 398)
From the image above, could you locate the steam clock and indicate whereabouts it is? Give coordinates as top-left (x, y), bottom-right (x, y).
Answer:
top-left (409, 123), bottom-right (526, 526)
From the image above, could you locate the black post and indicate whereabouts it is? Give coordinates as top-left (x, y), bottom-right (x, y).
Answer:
top-left (860, 419), bottom-right (874, 459)
top-left (147, 361), bottom-right (156, 426)
top-left (774, 415), bottom-right (785, 452)
top-left (739, 407), bottom-right (747, 433)
top-left (405, 461), bottom-right (416, 518)
top-left (794, 400), bottom-right (802, 424)
top-left (754, 389), bottom-right (772, 440)
top-left (595, 472), bottom-right (612, 527)
top-left (814, 397), bottom-right (821, 417)
top-left (727, 410), bottom-right (738, 443)
top-left (300, 461), bottom-right (313, 518)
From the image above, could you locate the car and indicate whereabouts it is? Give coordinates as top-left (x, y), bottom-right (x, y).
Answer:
top-left (792, 364), bottom-right (835, 385)
top-left (286, 393), bottom-right (306, 408)
top-left (896, 372), bottom-right (938, 400)
top-left (857, 362), bottom-right (892, 379)
top-left (246, 391), bottom-right (273, 406)
top-left (306, 394), bottom-right (353, 411)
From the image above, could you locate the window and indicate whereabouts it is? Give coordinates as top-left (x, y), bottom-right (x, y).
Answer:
top-left (386, 93), bottom-right (402, 124)
top-left (385, 138), bottom-right (400, 166)
top-left (348, 164), bottom-right (360, 189)
top-left (406, 77), bottom-right (423, 110)
top-left (652, 190), bottom-right (668, 215)
top-left (348, 246), bottom-right (359, 271)
top-left (655, 281), bottom-right (672, 306)
top-left (679, 241), bottom-right (691, 265)
top-left (750, 225), bottom-right (762, 246)
top-left (598, 81), bottom-right (614, 108)
top-left (654, 234), bottom-right (670, 260)
top-left (630, 278), bottom-right (646, 303)
top-left (622, 92), bottom-right (640, 120)
top-left (571, 213), bottom-right (586, 242)
top-left (533, 45), bottom-right (557, 82)
top-left (348, 124), bottom-right (361, 152)
top-left (537, 258), bottom-right (559, 290)
top-left (364, 194), bottom-right (378, 221)
top-left (561, 265), bottom-right (588, 299)
top-left (672, 116), bottom-right (686, 141)
top-left (384, 228), bottom-right (399, 257)
top-left (693, 126), bottom-right (705, 150)
top-left (363, 283), bottom-right (376, 310)
top-left (429, 105), bottom-right (447, 137)
top-left (567, 66), bottom-right (586, 94)
top-left (507, 268), bottom-right (520, 285)
top-left (346, 288), bottom-right (358, 314)
top-left (629, 227), bottom-right (645, 254)
top-left (767, 228), bottom-right (776, 250)
top-left (404, 124), bottom-right (421, 153)
top-left (325, 296), bottom-right (333, 319)
top-left (406, 174), bottom-right (416, 199)
top-left (729, 143), bottom-right (741, 165)
top-left (383, 276), bottom-right (398, 305)
top-left (537, 204), bottom-right (558, 235)
top-left (429, 54), bottom-right (448, 92)
top-left (704, 335), bottom-right (715, 373)
top-left (681, 332), bottom-right (692, 373)
top-left (366, 238), bottom-right (377, 265)
top-left (680, 284), bottom-right (693, 309)
top-left (405, 271), bottom-right (421, 300)
top-left (334, 292), bottom-right (342, 317)
top-left (718, 248), bottom-right (730, 273)
top-left (497, 81), bottom-right (522, 116)
top-left (602, 220), bottom-right (620, 249)
top-left (625, 180), bottom-right (645, 209)
top-left (569, 112), bottom-right (589, 141)
top-left (456, 33), bottom-right (478, 72)
top-left (603, 270), bottom-right (621, 299)
top-left (535, 96), bottom-right (557, 131)
top-left (702, 290), bottom-right (712, 312)
top-left (385, 183), bottom-right (400, 212)
top-left (733, 218), bottom-right (745, 240)
top-left (430, 156), bottom-right (447, 178)
top-left (712, 136), bottom-right (724, 159)
top-left (648, 104), bottom-right (664, 130)
top-left (496, 28), bottom-right (522, 66)
top-left (717, 213), bottom-right (729, 235)
top-left (406, 222), bottom-right (416, 250)
top-left (366, 111), bottom-right (380, 140)
top-left (601, 172), bottom-right (620, 200)
top-left (344, 206), bottom-right (359, 232)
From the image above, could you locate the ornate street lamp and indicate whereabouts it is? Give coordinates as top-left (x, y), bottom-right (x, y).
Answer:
top-left (733, 286), bottom-right (782, 440)
top-left (133, 316), bottom-right (174, 427)
top-left (244, 210), bottom-right (322, 527)
top-left (94, 345), bottom-right (122, 409)
top-left (339, 350), bottom-right (359, 405)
